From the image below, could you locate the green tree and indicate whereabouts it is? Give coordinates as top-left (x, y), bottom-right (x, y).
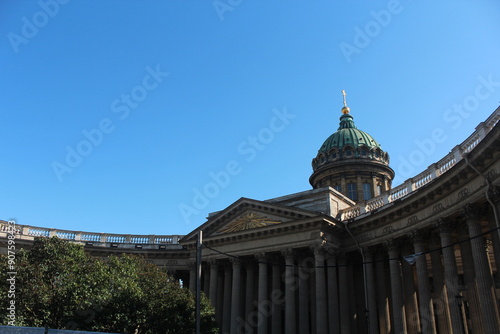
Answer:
top-left (0, 237), bottom-right (218, 334)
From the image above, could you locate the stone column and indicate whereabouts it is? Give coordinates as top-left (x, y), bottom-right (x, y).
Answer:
top-left (297, 253), bottom-right (310, 334)
top-left (231, 258), bottom-right (242, 334)
top-left (313, 245), bottom-right (328, 334)
top-left (245, 263), bottom-right (256, 334)
top-left (340, 175), bottom-right (347, 196)
top-left (356, 174), bottom-right (363, 201)
top-left (188, 261), bottom-right (196, 293)
top-left (346, 261), bottom-right (357, 332)
top-left (282, 249), bottom-right (297, 334)
top-left (487, 211), bottom-right (500, 287)
top-left (385, 239), bottom-right (406, 334)
top-left (375, 251), bottom-right (391, 334)
top-left (434, 219), bottom-right (465, 334)
top-left (203, 264), bottom-right (210, 294)
top-left (372, 173), bottom-right (379, 196)
top-left (338, 253), bottom-right (351, 333)
top-left (209, 261), bottom-right (218, 308)
top-left (256, 253), bottom-right (268, 334)
top-left (409, 231), bottom-right (436, 334)
top-left (271, 258), bottom-right (282, 334)
top-left (327, 252), bottom-right (340, 334)
top-left (429, 240), bottom-right (452, 334)
top-left (488, 186), bottom-right (500, 287)
top-left (311, 263), bottom-right (317, 334)
top-left (223, 263), bottom-right (232, 334)
top-left (364, 249), bottom-right (379, 334)
top-left (457, 223), bottom-right (483, 333)
top-left (462, 204), bottom-right (500, 333)
top-left (402, 248), bottom-right (421, 334)
top-left (216, 269), bottom-right (224, 326)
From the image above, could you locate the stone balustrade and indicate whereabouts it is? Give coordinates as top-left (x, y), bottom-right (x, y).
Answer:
top-left (340, 106), bottom-right (500, 221)
top-left (0, 221), bottom-right (183, 249)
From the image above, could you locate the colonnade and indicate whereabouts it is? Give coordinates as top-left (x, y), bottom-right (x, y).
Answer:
top-left (186, 205), bottom-right (500, 334)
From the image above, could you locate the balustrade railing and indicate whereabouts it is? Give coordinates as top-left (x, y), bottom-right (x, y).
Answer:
top-left (0, 222), bottom-right (183, 248)
top-left (340, 106), bottom-right (500, 221)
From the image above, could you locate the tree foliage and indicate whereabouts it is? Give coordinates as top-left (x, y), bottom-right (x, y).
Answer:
top-left (0, 237), bottom-right (218, 334)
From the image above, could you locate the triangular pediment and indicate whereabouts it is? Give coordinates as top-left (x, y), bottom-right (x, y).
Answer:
top-left (181, 197), bottom-right (320, 242)
top-left (212, 210), bottom-right (286, 236)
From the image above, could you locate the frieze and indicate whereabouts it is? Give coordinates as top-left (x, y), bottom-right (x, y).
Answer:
top-left (382, 225), bottom-right (394, 235)
top-left (486, 167), bottom-right (497, 181)
top-left (457, 187), bottom-right (469, 200)
top-left (357, 233), bottom-right (370, 243)
top-left (432, 203), bottom-right (444, 214)
top-left (407, 215), bottom-right (419, 226)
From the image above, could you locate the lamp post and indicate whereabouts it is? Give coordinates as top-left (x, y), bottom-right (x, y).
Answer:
top-left (196, 231), bottom-right (203, 334)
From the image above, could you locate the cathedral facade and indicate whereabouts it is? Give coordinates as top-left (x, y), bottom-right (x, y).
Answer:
top-left (2, 101), bottom-right (500, 334)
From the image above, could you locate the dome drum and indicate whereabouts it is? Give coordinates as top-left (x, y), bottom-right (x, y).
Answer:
top-left (312, 146), bottom-right (390, 171)
top-left (310, 163), bottom-right (394, 192)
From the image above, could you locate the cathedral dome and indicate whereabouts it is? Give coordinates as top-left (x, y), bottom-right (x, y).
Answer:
top-left (309, 91), bottom-right (394, 200)
top-left (312, 111), bottom-right (390, 169)
top-left (318, 113), bottom-right (381, 153)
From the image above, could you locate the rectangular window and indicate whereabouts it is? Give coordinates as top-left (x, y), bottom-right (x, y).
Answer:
top-left (334, 185), bottom-right (342, 192)
top-left (347, 183), bottom-right (358, 201)
top-left (363, 183), bottom-right (372, 200)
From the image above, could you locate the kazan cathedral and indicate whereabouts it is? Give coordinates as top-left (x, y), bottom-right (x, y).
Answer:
top-left (2, 95), bottom-right (500, 334)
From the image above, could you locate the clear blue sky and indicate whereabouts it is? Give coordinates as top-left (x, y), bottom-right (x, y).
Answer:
top-left (2, 0), bottom-right (499, 236)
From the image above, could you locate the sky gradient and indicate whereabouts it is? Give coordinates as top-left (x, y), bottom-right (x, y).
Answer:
top-left (2, 0), bottom-right (500, 236)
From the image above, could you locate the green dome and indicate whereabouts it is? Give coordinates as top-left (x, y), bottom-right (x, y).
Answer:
top-left (318, 113), bottom-right (380, 152)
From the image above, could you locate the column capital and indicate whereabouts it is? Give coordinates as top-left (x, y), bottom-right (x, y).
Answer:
top-left (408, 229), bottom-right (429, 243)
top-left (229, 257), bottom-right (243, 268)
top-left (487, 185), bottom-right (500, 203)
top-left (311, 242), bottom-right (326, 257)
top-left (383, 238), bottom-right (401, 251)
top-left (255, 252), bottom-right (268, 262)
top-left (208, 259), bottom-right (219, 270)
top-left (460, 203), bottom-right (483, 220)
top-left (433, 218), bottom-right (455, 233)
top-left (281, 248), bottom-right (295, 261)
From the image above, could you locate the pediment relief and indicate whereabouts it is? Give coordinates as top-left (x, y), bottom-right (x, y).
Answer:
top-left (181, 197), bottom-right (321, 242)
top-left (212, 211), bottom-right (286, 235)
